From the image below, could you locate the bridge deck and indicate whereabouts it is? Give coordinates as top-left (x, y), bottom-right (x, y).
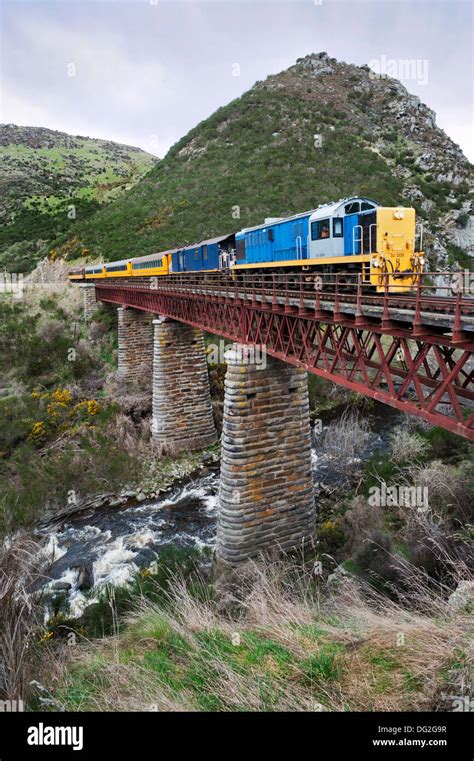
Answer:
top-left (153, 284), bottom-right (474, 335)
top-left (90, 275), bottom-right (474, 440)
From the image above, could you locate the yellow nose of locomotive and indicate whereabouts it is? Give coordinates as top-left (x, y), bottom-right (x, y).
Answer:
top-left (370, 207), bottom-right (423, 292)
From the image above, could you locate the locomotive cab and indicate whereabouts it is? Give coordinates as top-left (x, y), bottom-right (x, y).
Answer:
top-left (307, 198), bottom-right (423, 292)
top-left (370, 207), bottom-right (424, 292)
top-left (308, 198), bottom-right (380, 259)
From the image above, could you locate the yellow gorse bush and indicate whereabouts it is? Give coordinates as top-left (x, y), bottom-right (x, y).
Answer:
top-left (52, 388), bottom-right (73, 405)
top-left (28, 388), bottom-right (101, 445)
top-left (320, 520), bottom-right (337, 532)
top-left (87, 400), bottom-right (100, 416)
top-left (29, 421), bottom-right (46, 441)
top-left (47, 403), bottom-right (59, 417)
top-left (39, 631), bottom-right (54, 644)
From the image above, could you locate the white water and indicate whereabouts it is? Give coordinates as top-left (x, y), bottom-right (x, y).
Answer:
top-left (35, 473), bottom-right (219, 617)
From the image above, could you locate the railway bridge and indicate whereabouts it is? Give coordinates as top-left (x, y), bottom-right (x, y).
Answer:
top-left (77, 272), bottom-right (474, 564)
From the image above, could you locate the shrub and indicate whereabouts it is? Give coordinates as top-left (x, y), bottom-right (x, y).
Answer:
top-left (456, 212), bottom-right (469, 228)
top-left (389, 426), bottom-right (431, 464)
top-left (315, 408), bottom-right (370, 474)
top-left (341, 496), bottom-right (385, 555)
top-left (354, 530), bottom-right (404, 594)
top-left (410, 460), bottom-right (473, 526)
top-left (0, 538), bottom-right (46, 702)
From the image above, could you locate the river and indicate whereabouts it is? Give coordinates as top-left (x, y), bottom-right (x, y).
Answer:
top-left (34, 402), bottom-right (403, 617)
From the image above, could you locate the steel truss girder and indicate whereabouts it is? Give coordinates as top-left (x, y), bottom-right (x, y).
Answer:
top-left (95, 285), bottom-right (474, 440)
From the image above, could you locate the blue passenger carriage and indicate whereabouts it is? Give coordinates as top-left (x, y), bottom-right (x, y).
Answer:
top-left (170, 233), bottom-right (235, 273)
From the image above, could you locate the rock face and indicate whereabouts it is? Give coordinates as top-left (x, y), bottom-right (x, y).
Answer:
top-left (217, 347), bottom-right (315, 564)
top-left (448, 581), bottom-right (474, 613)
top-left (77, 565), bottom-right (93, 591)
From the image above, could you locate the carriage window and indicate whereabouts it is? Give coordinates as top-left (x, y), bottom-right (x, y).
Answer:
top-left (203, 246), bottom-right (208, 260)
top-left (361, 202), bottom-right (374, 211)
top-left (268, 228), bottom-right (274, 242)
top-left (333, 218), bottom-right (344, 238)
top-left (195, 249), bottom-right (199, 260)
top-left (345, 202), bottom-right (360, 214)
top-left (311, 219), bottom-right (331, 240)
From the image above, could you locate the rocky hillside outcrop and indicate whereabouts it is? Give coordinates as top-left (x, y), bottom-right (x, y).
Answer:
top-left (256, 53), bottom-right (473, 263)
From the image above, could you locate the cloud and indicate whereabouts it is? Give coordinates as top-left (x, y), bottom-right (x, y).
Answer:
top-left (0, 0), bottom-right (472, 161)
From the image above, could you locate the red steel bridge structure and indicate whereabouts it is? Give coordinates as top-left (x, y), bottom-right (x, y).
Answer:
top-left (91, 271), bottom-right (474, 441)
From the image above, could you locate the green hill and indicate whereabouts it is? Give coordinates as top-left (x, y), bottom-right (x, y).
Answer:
top-left (4, 53), bottom-right (473, 272)
top-left (53, 53), bottom-right (472, 267)
top-left (0, 125), bottom-right (158, 272)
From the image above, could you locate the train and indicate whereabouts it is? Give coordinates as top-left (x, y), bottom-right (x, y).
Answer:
top-left (68, 196), bottom-right (425, 292)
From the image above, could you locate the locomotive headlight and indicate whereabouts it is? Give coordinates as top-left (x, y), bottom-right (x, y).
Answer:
top-left (393, 209), bottom-right (405, 220)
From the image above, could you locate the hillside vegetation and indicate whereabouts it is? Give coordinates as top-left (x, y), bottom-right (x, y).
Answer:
top-left (0, 125), bottom-right (157, 272)
top-left (51, 52), bottom-right (472, 267)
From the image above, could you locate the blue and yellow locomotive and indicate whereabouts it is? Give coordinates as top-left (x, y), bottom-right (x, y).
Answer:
top-left (69, 196), bottom-right (425, 292)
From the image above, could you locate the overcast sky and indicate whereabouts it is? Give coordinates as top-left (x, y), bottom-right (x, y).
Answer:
top-left (1, 0), bottom-right (473, 161)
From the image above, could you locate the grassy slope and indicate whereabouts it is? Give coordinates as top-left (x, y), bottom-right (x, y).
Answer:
top-left (0, 126), bottom-right (157, 271)
top-left (42, 558), bottom-right (472, 713)
top-left (0, 280), bottom-right (219, 538)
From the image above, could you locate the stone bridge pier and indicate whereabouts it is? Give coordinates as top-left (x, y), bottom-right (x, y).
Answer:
top-left (115, 308), bottom-right (217, 451)
top-left (117, 306), bottom-right (154, 391)
top-left (80, 283), bottom-right (98, 321)
top-left (151, 317), bottom-right (218, 452)
top-left (217, 345), bottom-right (315, 564)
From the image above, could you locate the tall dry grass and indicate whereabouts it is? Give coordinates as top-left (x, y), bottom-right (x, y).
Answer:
top-left (0, 537), bottom-right (45, 702)
top-left (45, 551), bottom-right (473, 712)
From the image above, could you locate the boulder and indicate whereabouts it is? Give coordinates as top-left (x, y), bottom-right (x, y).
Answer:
top-left (448, 581), bottom-right (474, 613)
top-left (51, 581), bottom-right (72, 591)
top-left (77, 565), bottom-right (93, 591)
